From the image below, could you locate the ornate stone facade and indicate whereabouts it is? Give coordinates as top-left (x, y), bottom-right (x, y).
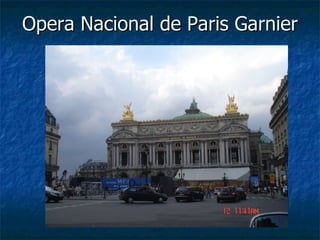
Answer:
top-left (45, 107), bottom-right (61, 186)
top-left (269, 74), bottom-right (288, 186)
top-left (106, 98), bottom-right (251, 179)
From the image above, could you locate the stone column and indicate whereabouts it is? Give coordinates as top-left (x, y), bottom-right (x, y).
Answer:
top-left (151, 144), bottom-right (155, 167)
top-left (204, 141), bottom-right (208, 166)
top-left (186, 142), bottom-right (190, 166)
top-left (168, 143), bottom-right (172, 166)
top-left (219, 140), bottom-right (225, 166)
top-left (200, 141), bottom-right (205, 167)
top-left (112, 145), bottom-right (116, 168)
top-left (166, 143), bottom-right (170, 167)
top-left (130, 144), bottom-right (133, 168)
top-left (135, 143), bottom-right (139, 167)
top-left (244, 138), bottom-right (249, 164)
top-left (240, 138), bottom-right (244, 165)
top-left (183, 142), bottom-right (187, 166)
top-left (115, 145), bottom-right (119, 167)
top-left (225, 140), bottom-right (229, 165)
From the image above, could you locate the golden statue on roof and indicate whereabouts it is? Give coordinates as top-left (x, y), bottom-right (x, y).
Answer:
top-left (122, 103), bottom-right (134, 121)
top-left (226, 95), bottom-right (239, 113)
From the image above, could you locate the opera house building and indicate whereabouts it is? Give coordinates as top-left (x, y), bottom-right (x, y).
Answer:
top-left (105, 96), bottom-right (266, 187)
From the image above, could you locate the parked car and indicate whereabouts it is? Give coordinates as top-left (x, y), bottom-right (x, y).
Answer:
top-left (249, 212), bottom-right (288, 227)
top-left (119, 186), bottom-right (168, 203)
top-left (213, 187), bottom-right (223, 195)
top-left (45, 186), bottom-right (64, 203)
top-left (236, 187), bottom-right (247, 200)
top-left (217, 187), bottom-right (239, 203)
top-left (175, 186), bottom-right (204, 202)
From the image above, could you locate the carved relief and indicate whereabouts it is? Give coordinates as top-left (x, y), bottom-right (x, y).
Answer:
top-left (113, 130), bottom-right (135, 138)
top-left (156, 126), bottom-right (165, 133)
top-left (208, 123), bottom-right (217, 129)
top-left (141, 127), bottom-right (149, 133)
top-left (220, 124), bottom-right (248, 133)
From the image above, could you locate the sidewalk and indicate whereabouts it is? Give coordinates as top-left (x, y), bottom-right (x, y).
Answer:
top-left (249, 192), bottom-right (288, 200)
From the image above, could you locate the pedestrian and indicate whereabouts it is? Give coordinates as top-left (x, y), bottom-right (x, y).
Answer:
top-left (75, 185), bottom-right (81, 196)
top-left (270, 185), bottom-right (275, 199)
top-left (283, 184), bottom-right (288, 197)
top-left (159, 184), bottom-right (164, 193)
top-left (264, 186), bottom-right (267, 193)
top-left (206, 187), bottom-right (211, 199)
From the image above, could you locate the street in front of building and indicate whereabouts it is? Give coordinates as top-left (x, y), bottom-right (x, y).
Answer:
top-left (46, 193), bottom-right (288, 227)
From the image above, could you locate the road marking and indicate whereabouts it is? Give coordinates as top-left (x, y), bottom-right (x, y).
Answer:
top-left (46, 201), bottom-right (109, 211)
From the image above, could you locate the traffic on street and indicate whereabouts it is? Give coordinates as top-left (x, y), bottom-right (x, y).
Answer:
top-left (46, 192), bottom-right (288, 227)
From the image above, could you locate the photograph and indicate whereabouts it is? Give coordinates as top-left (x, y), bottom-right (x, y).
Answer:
top-left (45, 45), bottom-right (288, 227)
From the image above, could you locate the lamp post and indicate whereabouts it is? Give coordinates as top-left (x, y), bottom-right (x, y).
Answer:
top-left (223, 172), bottom-right (228, 186)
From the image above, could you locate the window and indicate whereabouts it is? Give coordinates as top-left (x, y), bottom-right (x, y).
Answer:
top-left (231, 139), bottom-right (238, 144)
top-left (141, 152), bottom-right (148, 166)
top-left (121, 152), bottom-right (128, 166)
top-left (231, 148), bottom-right (239, 163)
top-left (174, 150), bottom-right (181, 165)
top-left (157, 151), bottom-right (165, 165)
top-left (192, 150), bottom-right (200, 164)
top-left (208, 149), bottom-right (218, 165)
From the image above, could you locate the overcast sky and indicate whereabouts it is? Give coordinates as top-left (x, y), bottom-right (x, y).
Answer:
top-left (46, 45), bottom-right (287, 177)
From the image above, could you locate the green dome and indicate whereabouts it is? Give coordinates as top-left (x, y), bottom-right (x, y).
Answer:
top-left (173, 98), bottom-right (212, 120)
top-left (260, 134), bottom-right (272, 143)
top-left (173, 112), bottom-right (212, 120)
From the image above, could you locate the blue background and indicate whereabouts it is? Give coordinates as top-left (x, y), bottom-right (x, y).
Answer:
top-left (1, 0), bottom-right (319, 239)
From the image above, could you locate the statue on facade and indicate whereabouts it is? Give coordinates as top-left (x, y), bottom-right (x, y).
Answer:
top-left (226, 95), bottom-right (239, 113)
top-left (122, 103), bottom-right (134, 120)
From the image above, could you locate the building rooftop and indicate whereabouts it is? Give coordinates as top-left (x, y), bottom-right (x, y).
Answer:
top-left (173, 98), bottom-right (213, 120)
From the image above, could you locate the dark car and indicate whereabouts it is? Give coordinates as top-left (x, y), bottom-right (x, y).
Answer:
top-left (175, 186), bottom-right (204, 202)
top-left (217, 187), bottom-right (239, 203)
top-left (236, 187), bottom-right (247, 200)
top-left (249, 212), bottom-right (288, 228)
top-left (119, 186), bottom-right (168, 203)
top-left (45, 186), bottom-right (64, 203)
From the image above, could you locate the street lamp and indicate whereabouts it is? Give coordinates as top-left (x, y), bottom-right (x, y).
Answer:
top-left (223, 172), bottom-right (228, 186)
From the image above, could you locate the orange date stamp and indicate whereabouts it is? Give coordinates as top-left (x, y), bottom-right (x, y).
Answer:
top-left (223, 207), bottom-right (260, 215)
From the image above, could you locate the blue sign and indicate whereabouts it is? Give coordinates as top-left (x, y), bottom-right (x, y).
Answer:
top-left (249, 176), bottom-right (259, 187)
top-left (101, 177), bottom-right (150, 190)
